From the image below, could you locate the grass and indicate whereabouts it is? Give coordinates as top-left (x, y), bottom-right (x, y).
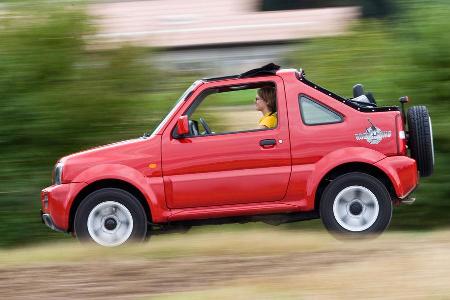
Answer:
top-left (0, 228), bottom-right (440, 266)
top-left (0, 229), bottom-right (334, 266)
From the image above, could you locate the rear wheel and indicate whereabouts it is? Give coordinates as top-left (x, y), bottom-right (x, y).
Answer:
top-left (74, 188), bottom-right (147, 247)
top-left (407, 105), bottom-right (434, 177)
top-left (320, 172), bottom-right (392, 236)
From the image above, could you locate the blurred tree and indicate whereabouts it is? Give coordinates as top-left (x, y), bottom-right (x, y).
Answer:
top-left (259, 0), bottom-right (397, 18)
top-left (397, 1), bottom-right (450, 137)
top-left (0, 2), bottom-right (157, 184)
top-left (260, 0), bottom-right (356, 11)
top-left (0, 1), bottom-right (166, 247)
top-left (361, 0), bottom-right (398, 18)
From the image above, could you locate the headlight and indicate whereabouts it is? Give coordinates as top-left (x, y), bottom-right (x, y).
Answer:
top-left (54, 162), bottom-right (63, 185)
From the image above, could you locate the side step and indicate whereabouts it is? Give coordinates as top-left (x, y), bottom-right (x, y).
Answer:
top-left (150, 211), bottom-right (320, 234)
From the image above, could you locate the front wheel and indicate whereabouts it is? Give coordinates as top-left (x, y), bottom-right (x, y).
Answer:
top-left (74, 188), bottom-right (147, 247)
top-left (320, 172), bottom-right (392, 236)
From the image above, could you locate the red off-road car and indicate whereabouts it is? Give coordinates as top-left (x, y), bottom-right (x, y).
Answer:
top-left (41, 64), bottom-right (434, 246)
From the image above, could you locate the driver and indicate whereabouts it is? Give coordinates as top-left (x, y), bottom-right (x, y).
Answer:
top-left (255, 87), bottom-right (277, 129)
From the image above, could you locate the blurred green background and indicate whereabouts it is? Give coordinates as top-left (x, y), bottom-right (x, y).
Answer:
top-left (0, 0), bottom-right (449, 247)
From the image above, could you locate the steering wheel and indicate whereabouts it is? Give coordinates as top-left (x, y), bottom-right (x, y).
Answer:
top-left (199, 117), bottom-right (212, 134)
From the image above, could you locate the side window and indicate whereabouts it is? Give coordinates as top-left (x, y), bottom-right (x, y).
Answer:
top-left (299, 95), bottom-right (342, 125)
top-left (186, 82), bottom-right (278, 136)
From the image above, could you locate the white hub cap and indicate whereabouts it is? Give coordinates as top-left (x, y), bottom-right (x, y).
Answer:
top-left (333, 186), bottom-right (379, 232)
top-left (87, 201), bottom-right (134, 247)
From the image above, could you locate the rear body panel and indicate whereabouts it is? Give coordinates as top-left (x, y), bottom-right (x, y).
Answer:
top-left (280, 70), bottom-right (406, 210)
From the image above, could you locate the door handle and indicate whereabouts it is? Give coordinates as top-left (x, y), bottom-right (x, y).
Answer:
top-left (260, 139), bottom-right (277, 147)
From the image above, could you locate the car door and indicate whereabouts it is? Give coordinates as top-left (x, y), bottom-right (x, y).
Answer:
top-left (161, 76), bottom-right (291, 209)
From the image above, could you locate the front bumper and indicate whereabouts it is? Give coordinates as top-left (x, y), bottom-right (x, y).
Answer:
top-left (40, 210), bottom-right (64, 232)
top-left (41, 182), bottom-right (87, 232)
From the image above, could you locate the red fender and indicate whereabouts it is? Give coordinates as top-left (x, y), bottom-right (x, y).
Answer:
top-left (286, 147), bottom-right (387, 210)
top-left (71, 164), bottom-right (168, 223)
top-left (375, 156), bottom-right (418, 198)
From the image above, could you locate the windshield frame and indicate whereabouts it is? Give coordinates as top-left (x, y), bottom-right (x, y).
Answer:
top-left (145, 80), bottom-right (203, 137)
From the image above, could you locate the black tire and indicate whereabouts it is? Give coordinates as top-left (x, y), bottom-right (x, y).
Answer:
top-left (74, 188), bottom-right (147, 246)
top-left (320, 172), bottom-right (392, 236)
top-left (407, 105), bottom-right (434, 177)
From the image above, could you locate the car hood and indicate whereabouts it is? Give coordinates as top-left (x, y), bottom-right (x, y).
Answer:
top-left (61, 138), bottom-right (141, 163)
top-left (59, 135), bottom-right (161, 183)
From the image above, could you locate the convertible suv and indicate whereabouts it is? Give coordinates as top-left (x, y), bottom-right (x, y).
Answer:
top-left (41, 64), bottom-right (434, 246)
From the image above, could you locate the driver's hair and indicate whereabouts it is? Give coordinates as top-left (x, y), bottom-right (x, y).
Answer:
top-left (257, 87), bottom-right (276, 113)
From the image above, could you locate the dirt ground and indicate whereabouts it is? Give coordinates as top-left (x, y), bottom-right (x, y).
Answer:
top-left (1, 229), bottom-right (450, 299)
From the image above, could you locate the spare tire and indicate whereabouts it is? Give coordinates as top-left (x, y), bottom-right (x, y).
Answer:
top-left (407, 106), bottom-right (434, 177)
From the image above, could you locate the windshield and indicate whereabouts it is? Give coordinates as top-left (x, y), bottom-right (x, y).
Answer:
top-left (143, 80), bottom-right (203, 137)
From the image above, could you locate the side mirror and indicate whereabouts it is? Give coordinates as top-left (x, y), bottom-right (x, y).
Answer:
top-left (176, 115), bottom-right (190, 137)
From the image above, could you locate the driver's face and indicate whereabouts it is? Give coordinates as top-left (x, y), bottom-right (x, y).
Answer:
top-left (255, 95), bottom-right (265, 111)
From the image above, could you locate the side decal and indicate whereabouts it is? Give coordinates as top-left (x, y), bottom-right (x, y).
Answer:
top-left (355, 119), bottom-right (392, 145)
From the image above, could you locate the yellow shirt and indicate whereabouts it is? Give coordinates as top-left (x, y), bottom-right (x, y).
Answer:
top-left (259, 112), bottom-right (277, 129)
